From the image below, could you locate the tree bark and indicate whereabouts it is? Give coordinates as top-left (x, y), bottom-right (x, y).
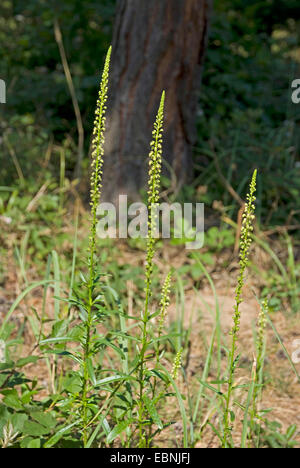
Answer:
top-left (103, 0), bottom-right (212, 202)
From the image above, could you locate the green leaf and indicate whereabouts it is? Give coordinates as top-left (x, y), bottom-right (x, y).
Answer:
top-left (20, 436), bottom-right (34, 448)
top-left (15, 356), bottom-right (39, 367)
top-left (102, 418), bottom-right (111, 436)
top-left (23, 420), bottom-right (51, 436)
top-left (150, 333), bottom-right (180, 344)
top-left (62, 374), bottom-right (82, 394)
top-left (44, 350), bottom-right (82, 364)
top-left (143, 395), bottom-right (163, 430)
top-left (43, 421), bottom-right (79, 448)
top-left (110, 331), bottom-right (141, 342)
top-left (27, 438), bottom-right (41, 448)
top-left (51, 319), bottom-right (68, 338)
top-left (148, 369), bottom-right (169, 384)
top-left (40, 336), bottom-right (75, 344)
top-left (197, 379), bottom-right (225, 397)
top-left (286, 424), bottom-right (297, 440)
top-left (87, 358), bottom-right (97, 386)
top-left (95, 375), bottom-right (134, 386)
top-left (3, 391), bottom-right (23, 410)
top-left (0, 374), bottom-right (7, 387)
top-left (31, 411), bottom-right (56, 429)
top-left (11, 413), bottom-right (28, 432)
top-left (101, 340), bottom-right (125, 360)
top-left (107, 419), bottom-right (133, 444)
top-left (0, 361), bottom-right (15, 371)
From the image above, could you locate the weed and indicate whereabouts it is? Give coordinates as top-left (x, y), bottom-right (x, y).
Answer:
top-left (223, 169), bottom-right (257, 447)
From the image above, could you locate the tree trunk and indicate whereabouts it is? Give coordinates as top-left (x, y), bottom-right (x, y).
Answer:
top-left (103, 0), bottom-right (212, 202)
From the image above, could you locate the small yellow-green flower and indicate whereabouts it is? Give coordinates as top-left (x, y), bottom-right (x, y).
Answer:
top-left (172, 348), bottom-right (183, 380)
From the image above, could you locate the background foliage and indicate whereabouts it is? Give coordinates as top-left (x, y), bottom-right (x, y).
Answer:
top-left (0, 0), bottom-right (300, 223)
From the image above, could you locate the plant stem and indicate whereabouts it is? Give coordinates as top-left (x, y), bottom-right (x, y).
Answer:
top-left (222, 169), bottom-right (257, 447)
top-left (80, 46), bottom-right (111, 447)
top-left (138, 92), bottom-right (165, 448)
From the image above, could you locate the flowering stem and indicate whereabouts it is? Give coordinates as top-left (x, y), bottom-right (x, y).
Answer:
top-left (223, 169), bottom-right (257, 448)
top-left (81, 46), bottom-right (111, 447)
top-left (138, 92), bottom-right (165, 448)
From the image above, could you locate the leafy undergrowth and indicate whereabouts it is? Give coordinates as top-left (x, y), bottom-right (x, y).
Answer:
top-left (0, 190), bottom-right (300, 448)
